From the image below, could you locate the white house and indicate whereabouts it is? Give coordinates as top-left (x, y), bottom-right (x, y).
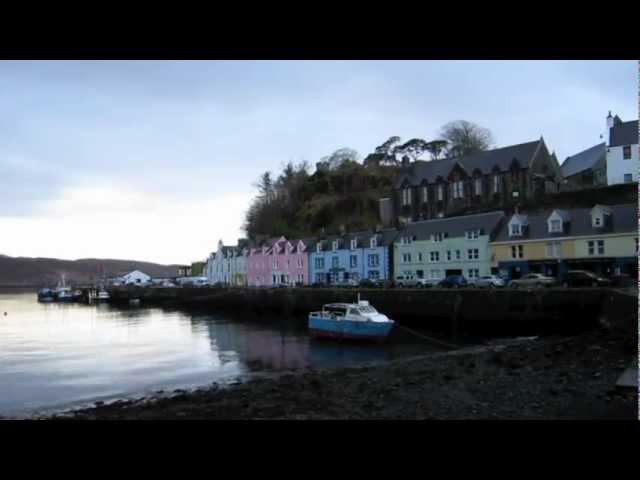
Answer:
top-left (606, 111), bottom-right (638, 185)
top-left (205, 239), bottom-right (249, 286)
top-left (121, 270), bottom-right (151, 285)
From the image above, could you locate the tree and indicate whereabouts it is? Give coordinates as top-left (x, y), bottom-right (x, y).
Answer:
top-left (424, 140), bottom-right (448, 160)
top-left (439, 120), bottom-right (494, 158)
top-left (394, 138), bottom-right (429, 162)
top-left (255, 171), bottom-right (275, 204)
top-left (320, 148), bottom-right (360, 170)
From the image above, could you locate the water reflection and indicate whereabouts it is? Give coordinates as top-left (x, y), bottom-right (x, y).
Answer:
top-left (0, 290), bottom-right (436, 417)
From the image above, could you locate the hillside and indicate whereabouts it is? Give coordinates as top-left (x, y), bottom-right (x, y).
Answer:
top-left (0, 256), bottom-right (179, 287)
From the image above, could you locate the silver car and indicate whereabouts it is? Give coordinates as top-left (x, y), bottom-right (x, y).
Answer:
top-left (473, 275), bottom-right (506, 288)
top-left (508, 273), bottom-right (556, 288)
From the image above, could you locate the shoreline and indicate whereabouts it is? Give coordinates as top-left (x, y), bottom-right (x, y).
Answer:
top-left (36, 327), bottom-right (637, 420)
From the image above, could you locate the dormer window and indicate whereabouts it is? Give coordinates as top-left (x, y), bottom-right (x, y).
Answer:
top-left (370, 237), bottom-right (377, 248)
top-left (332, 240), bottom-right (339, 251)
top-left (510, 224), bottom-right (521, 236)
top-left (594, 217), bottom-right (601, 227)
top-left (549, 219), bottom-right (562, 233)
top-left (400, 236), bottom-right (413, 245)
top-left (350, 239), bottom-right (357, 250)
top-left (316, 242), bottom-right (322, 253)
top-left (432, 232), bottom-right (446, 243)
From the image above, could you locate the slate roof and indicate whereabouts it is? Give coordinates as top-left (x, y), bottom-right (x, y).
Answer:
top-left (395, 211), bottom-right (505, 241)
top-left (609, 120), bottom-right (638, 147)
top-left (492, 203), bottom-right (637, 242)
top-left (561, 143), bottom-right (606, 178)
top-left (314, 229), bottom-right (399, 251)
top-left (395, 139), bottom-right (543, 188)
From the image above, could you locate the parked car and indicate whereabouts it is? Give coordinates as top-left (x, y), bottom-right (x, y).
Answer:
top-left (508, 273), bottom-right (556, 288)
top-left (559, 270), bottom-right (611, 288)
top-left (438, 275), bottom-right (468, 289)
top-left (359, 278), bottom-right (384, 288)
top-left (473, 275), bottom-right (506, 289)
top-left (395, 275), bottom-right (433, 288)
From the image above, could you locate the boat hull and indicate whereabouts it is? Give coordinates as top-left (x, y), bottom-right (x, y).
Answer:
top-left (308, 317), bottom-right (394, 342)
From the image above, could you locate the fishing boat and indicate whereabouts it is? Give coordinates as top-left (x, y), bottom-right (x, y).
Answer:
top-left (95, 288), bottom-right (110, 303)
top-left (56, 287), bottom-right (74, 302)
top-left (37, 288), bottom-right (56, 302)
top-left (308, 297), bottom-right (395, 342)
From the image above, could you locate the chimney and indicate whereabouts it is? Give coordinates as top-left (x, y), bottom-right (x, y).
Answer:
top-left (606, 111), bottom-right (614, 130)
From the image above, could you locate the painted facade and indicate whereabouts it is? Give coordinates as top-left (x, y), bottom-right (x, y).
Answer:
top-left (491, 203), bottom-right (638, 280)
top-left (393, 211), bottom-right (505, 282)
top-left (246, 236), bottom-right (311, 287)
top-left (309, 230), bottom-right (396, 285)
top-left (205, 240), bottom-right (249, 286)
top-left (605, 112), bottom-right (638, 185)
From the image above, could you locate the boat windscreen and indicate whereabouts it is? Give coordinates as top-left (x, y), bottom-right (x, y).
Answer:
top-left (358, 306), bottom-right (377, 314)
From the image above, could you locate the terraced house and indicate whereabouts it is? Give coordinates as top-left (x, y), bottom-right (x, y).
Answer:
top-left (205, 239), bottom-right (250, 286)
top-left (393, 211), bottom-right (505, 283)
top-left (394, 138), bottom-right (563, 223)
top-left (247, 236), bottom-right (311, 287)
top-left (490, 203), bottom-right (638, 280)
top-left (309, 229), bottom-right (396, 285)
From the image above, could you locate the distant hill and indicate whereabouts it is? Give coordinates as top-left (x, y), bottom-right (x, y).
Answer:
top-left (0, 256), bottom-right (180, 287)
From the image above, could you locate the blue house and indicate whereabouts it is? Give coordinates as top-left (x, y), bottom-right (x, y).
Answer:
top-left (309, 229), bottom-right (397, 285)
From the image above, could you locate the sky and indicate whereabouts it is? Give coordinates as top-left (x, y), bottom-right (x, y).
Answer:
top-left (0, 60), bottom-right (636, 265)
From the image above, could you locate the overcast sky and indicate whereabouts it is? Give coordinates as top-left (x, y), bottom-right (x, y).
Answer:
top-left (0, 60), bottom-right (636, 264)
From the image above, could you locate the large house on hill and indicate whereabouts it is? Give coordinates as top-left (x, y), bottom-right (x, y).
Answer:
top-left (605, 112), bottom-right (638, 185)
top-left (393, 138), bottom-right (563, 224)
top-left (561, 143), bottom-right (607, 190)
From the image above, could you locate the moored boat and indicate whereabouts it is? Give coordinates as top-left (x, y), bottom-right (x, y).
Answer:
top-left (95, 289), bottom-right (110, 302)
top-left (37, 288), bottom-right (56, 302)
top-left (56, 287), bottom-right (74, 302)
top-left (308, 298), bottom-right (394, 342)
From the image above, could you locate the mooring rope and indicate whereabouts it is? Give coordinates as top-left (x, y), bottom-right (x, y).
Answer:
top-left (395, 324), bottom-right (460, 350)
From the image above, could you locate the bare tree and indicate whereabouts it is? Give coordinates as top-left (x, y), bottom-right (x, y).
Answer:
top-left (440, 120), bottom-right (494, 158)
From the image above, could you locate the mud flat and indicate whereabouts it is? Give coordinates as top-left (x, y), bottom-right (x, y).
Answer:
top-left (44, 326), bottom-right (637, 420)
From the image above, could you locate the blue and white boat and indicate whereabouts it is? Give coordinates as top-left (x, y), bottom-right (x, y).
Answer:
top-left (308, 298), bottom-right (394, 342)
top-left (37, 288), bottom-right (56, 302)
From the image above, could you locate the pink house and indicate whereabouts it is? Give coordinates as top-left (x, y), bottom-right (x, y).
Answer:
top-left (247, 236), bottom-right (310, 286)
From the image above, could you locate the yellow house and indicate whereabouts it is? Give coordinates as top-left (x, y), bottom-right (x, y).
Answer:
top-left (490, 204), bottom-right (637, 280)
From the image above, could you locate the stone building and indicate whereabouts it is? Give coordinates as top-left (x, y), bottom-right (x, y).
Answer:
top-left (393, 138), bottom-right (563, 224)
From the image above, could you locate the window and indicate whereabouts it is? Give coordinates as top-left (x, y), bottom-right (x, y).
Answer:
top-left (475, 177), bottom-right (482, 196)
top-left (588, 241), bottom-right (595, 256)
top-left (418, 252), bottom-right (423, 262)
top-left (370, 237), bottom-right (377, 248)
top-left (636, 238), bottom-right (639, 254)
top-left (594, 217), bottom-right (601, 227)
top-left (623, 145), bottom-right (631, 160)
top-left (401, 236), bottom-right (413, 245)
top-left (452, 180), bottom-right (464, 199)
top-left (430, 251), bottom-right (440, 262)
top-left (624, 173), bottom-right (633, 183)
top-left (298, 257), bottom-right (303, 268)
top-left (314, 258), bottom-right (324, 269)
top-left (368, 270), bottom-right (380, 280)
top-left (466, 230), bottom-right (480, 240)
top-left (432, 232), bottom-right (446, 242)
top-left (332, 257), bottom-right (339, 268)
top-left (316, 243), bottom-right (322, 253)
top-left (550, 219), bottom-right (562, 233)
top-left (467, 248), bottom-right (479, 260)
top-left (446, 250), bottom-right (452, 261)
top-left (510, 224), bottom-right (521, 236)
top-left (511, 245), bottom-right (524, 259)
top-left (597, 240), bottom-right (604, 255)
top-left (546, 242), bottom-right (562, 257)
top-left (430, 269), bottom-right (441, 280)
top-left (437, 185), bottom-right (444, 201)
top-left (273, 259), bottom-right (278, 269)
top-left (467, 269), bottom-right (479, 279)
top-left (402, 253), bottom-right (412, 263)
top-left (402, 187), bottom-right (412, 206)
top-left (350, 255), bottom-right (357, 268)
top-left (367, 254), bottom-right (379, 267)
top-left (422, 186), bottom-right (428, 203)
top-left (286, 260), bottom-right (290, 269)
top-left (493, 175), bottom-right (500, 193)
top-left (350, 239), bottom-right (357, 250)
top-left (455, 250), bottom-right (461, 260)
top-left (332, 240), bottom-right (339, 251)
top-left (315, 273), bottom-right (324, 283)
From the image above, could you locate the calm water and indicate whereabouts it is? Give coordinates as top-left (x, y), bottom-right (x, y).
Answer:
top-left (0, 289), bottom-right (440, 417)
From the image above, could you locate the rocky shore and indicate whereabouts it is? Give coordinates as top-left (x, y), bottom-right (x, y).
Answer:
top-left (41, 326), bottom-right (637, 420)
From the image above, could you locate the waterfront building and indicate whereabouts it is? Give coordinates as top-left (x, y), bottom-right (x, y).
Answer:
top-left (246, 236), bottom-right (311, 287)
top-left (605, 111), bottom-right (638, 185)
top-left (393, 211), bottom-right (505, 283)
top-left (393, 138), bottom-right (563, 223)
top-left (309, 229), bottom-right (397, 285)
top-left (490, 203), bottom-right (638, 280)
top-left (205, 239), bottom-right (249, 286)
top-left (561, 143), bottom-right (607, 190)
top-left (120, 270), bottom-right (152, 285)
